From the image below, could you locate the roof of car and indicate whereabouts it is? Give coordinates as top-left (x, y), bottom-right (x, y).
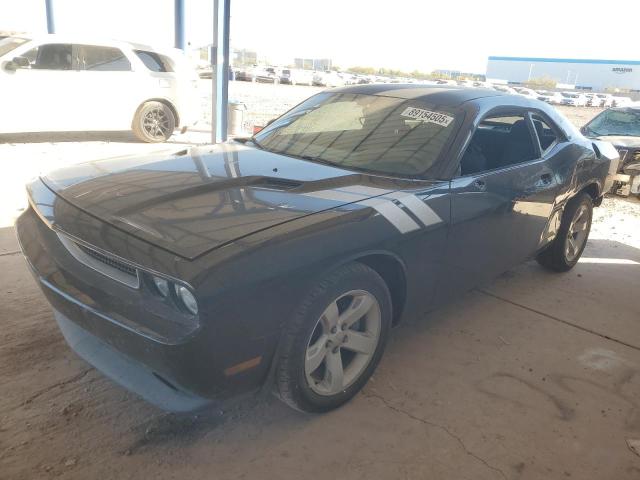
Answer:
top-left (329, 84), bottom-right (506, 105)
top-left (10, 34), bottom-right (180, 56)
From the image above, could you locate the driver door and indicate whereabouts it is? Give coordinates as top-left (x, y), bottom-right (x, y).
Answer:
top-left (435, 110), bottom-right (561, 302)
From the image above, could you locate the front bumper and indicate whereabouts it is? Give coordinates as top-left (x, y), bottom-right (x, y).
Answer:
top-left (53, 307), bottom-right (210, 412)
top-left (15, 198), bottom-right (278, 412)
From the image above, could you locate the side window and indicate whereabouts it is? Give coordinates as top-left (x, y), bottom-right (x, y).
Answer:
top-left (80, 46), bottom-right (131, 71)
top-left (459, 113), bottom-right (537, 176)
top-left (134, 50), bottom-right (173, 72)
top-left (22, 44), bottom-right (72, 70)
top-left (531, 114), bottom-right (560, 155)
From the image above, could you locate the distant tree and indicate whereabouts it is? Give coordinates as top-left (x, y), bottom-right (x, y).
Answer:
top-left (525, 76), bottom-right (557, 90)
top-left (347, 66), bottom-right (376, 75)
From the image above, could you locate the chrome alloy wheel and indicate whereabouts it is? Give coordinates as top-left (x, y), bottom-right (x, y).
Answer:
top-left (143, 107), bottom-right (171, 139)
top-left (565, 203), bottom-right (590, 262)
top-left (305, 290), bottom-right (381, 396)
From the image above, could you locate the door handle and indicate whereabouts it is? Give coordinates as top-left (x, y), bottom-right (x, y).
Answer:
top-left (540, 173), bottom-right (553, 185)
top-left (473, 179), bottom-right (486, 191)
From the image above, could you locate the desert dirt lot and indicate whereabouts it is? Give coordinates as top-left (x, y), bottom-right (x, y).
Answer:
top-left (1, 83), bottom-right (640, 479)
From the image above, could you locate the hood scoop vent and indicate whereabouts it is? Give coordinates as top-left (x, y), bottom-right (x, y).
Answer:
top-left (252, 177), bottom-right (303, 191)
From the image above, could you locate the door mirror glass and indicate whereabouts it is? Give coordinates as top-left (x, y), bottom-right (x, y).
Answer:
top-left (4, 56), bottom-right (30, 71)
top-left (12, 56), bottom-right (30, 68)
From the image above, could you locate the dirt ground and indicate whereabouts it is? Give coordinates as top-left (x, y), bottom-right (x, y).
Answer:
top-left (1, 84), bottom-right (640, 479)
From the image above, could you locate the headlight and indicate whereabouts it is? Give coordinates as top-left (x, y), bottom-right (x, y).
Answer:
top-left (152, 276), bottom-right (170, 297)
top-left (175, 285), bottom-right (198, 315)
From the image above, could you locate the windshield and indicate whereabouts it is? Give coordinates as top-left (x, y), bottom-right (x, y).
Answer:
top-left (0, 37), bottom-right (28, 57)
top-left (253, 92), bottom-right (460, 178)
top-left (583, 109), bottom-right (640, 137)
top-left (562, 93), bottom-right (579, 98)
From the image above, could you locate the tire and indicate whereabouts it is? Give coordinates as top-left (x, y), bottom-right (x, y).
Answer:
top-left (132, 101), bottom-right (175, 143)
top-left (536, 193), bottom-right (593, 272)
top-left (275, 262), bottom-right (392, 413)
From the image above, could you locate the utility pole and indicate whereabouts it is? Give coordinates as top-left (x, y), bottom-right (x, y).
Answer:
top-left (175, 0), bottom-right (185, 50)
top-left (211, 0), bottom-right (231, 143)
top-left (45, 0), bottom-right (55, 34)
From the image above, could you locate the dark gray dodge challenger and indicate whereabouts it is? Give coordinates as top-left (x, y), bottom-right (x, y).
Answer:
top-left (16, 85), bottom-right (618, 413)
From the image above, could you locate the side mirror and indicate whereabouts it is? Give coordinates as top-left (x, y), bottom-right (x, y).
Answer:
top-left (579, 126), bottom-right (587, 135)
top-left (4, 56), bottom-right (30, 71)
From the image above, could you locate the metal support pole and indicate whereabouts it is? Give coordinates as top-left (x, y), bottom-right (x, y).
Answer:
top-left (45, 0), bottom-right (55, 34)
top-left (211, 0), bottom-right (231, 144)
top-left (174, 0), bottom-right (185, 50)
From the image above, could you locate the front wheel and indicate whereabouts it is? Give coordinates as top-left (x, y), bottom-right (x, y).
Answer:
top-left (132, 101), bottom-right (175, 143)
top-left (275, 263), bottom-right (392, 413)
top-left (537, 193), bottom-right (593, 272)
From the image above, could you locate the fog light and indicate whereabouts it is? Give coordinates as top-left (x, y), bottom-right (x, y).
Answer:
top-left (152, 276), bottom-right (170, 297)
top-left (176, 285), bottom-right (198, 315)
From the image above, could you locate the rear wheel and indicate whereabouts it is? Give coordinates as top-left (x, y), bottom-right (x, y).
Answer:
top-left (537, 193), bottom-right (593, 272)
top-left (132, 101), bottom-right (175, 143)
top-left (275, 263), bottom-right (392, 413)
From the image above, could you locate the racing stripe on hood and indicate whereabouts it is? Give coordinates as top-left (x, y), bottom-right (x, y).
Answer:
top-left (301, 187), bottom-right (440, 234)
top-left (383, 193), bottom-right (443, 228)
top-left (358, 198), bottom-right (420, 233)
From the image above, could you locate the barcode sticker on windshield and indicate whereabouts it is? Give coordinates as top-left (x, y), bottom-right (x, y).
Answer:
top-left (400, 107), bottom-right (454, 127)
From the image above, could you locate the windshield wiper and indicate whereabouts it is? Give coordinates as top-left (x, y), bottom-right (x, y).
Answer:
top-left (249, 137), bottom-right (264, 150)
top-left (584, 127), bottom-right (604, 136)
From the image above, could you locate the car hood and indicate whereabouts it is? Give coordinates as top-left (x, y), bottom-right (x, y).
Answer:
top-left (41, 143), bottom-right (414, 259)
top-left (590, 135), bottom-right (640, 148)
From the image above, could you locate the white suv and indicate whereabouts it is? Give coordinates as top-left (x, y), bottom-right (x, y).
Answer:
top-left (0, 35), bottom-right (199, 142)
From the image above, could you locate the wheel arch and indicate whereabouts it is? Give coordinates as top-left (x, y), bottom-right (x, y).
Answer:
top-left (260, 249), bottom-right (408, 395)
top-left (578, 182), bottom-right (602, 206)
top-left (352, 252), bottom-right (408, 326)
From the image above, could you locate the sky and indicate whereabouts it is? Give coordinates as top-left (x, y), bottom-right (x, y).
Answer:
top-left (2, 0), bottom-right (640, 74)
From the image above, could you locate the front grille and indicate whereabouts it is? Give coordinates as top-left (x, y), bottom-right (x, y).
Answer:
top-left (76, 244), bottom-right (137, 277)
top-left (57, 233), bottom-right (139, 288)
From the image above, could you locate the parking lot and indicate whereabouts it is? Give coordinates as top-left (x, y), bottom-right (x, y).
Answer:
top-left (1, 82), bottom-right (640, 479)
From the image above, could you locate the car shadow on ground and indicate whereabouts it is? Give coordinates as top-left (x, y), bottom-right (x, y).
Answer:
top-left (0, 130), bottom-right (215, 147)
top-left (2, 221), bottom-right (640, 477)
top-left (0, 131), bottom-right (141, 144)
top-left (111, 238), bottom-right (640, 450)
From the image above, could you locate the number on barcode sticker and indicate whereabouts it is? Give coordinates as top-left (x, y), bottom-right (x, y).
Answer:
top-left (400, 107), bottom-right (454, 127)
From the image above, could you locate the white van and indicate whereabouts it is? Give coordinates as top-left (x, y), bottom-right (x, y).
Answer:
top-left (0, 35), bottom-right (199, 142)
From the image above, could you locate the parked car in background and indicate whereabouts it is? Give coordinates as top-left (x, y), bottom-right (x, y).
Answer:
top-left (457, 80), bottom-right (475, 88)
top-left (255, 66), bottom-right (280, 84)
top-left (513, 87), bottom-right (540, 99)
top-left (280, 68), bottom-right (313, 85)
top-left (538, 91), bottom-right (563, 104)
top-left (313, 70), bottom-right (345, 87)
top-left (493, 85), bottom-right (518, 94)
top-left (17, 85), bottom-right (617, 414)
top-left (584, 93), bottom-right (599, 107)
top-left (0, 34), bottom-right (199, 142)
top-left (560, 92), bottom-right (588, 106)
top-left (612, 96), bottom-right (632, 107)
top-left (235, 66), bottom-right (257, 82)
top-left (582, 106), bottom-right (640, 197)
top-left (596, 93), bottom-right (614, 108)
